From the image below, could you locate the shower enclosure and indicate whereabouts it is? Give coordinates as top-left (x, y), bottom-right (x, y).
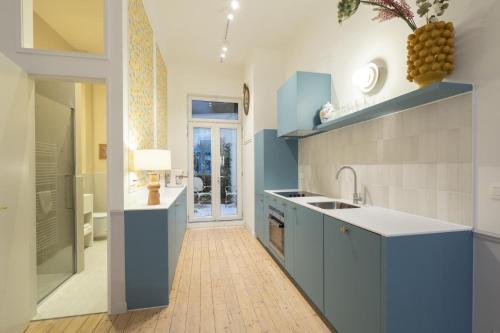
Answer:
top-left (35, 93), bottom-right (76, 302)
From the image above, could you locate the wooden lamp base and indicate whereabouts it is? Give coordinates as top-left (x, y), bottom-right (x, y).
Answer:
top-left (147, 172), bottom-right (161, 205)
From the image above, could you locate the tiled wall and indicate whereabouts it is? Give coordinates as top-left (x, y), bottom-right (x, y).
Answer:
top-left (299, 93), bottom-right (472, 226)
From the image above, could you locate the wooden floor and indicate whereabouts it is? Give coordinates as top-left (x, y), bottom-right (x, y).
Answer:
top-left (26, 227), bottom-right (331, 333)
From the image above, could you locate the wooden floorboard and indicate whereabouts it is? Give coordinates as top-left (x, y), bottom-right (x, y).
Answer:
top-left (26, 227), bottom-right (331, 333)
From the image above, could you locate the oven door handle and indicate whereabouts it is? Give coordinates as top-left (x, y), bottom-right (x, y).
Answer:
top-left (269, 218), bottom-right (284, 229)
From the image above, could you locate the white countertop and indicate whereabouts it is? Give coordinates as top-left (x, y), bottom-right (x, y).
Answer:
top-left (265, 189), bottom-right (472, 237)
top-left (126, 186), bottom-right (186, 211)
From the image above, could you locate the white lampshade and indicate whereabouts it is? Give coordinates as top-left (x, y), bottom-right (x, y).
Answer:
top-left (134, 149), bottom-right (171, 171)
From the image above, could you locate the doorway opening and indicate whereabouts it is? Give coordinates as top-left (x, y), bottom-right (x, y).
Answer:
top-left (34, 80), bottom-right (108, 319)
top-left (188, 97), bottom-right (243, 223)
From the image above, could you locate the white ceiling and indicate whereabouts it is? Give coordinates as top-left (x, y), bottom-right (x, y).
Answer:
top-left (143, 0), bottom-right (325, 65)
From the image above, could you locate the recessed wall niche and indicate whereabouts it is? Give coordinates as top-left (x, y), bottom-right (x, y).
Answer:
top-left (21, 0), bottom-right (105, 56)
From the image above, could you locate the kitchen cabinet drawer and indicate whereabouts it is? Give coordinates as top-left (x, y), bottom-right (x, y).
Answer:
top-left (324, 216), bottom-right (381, 333)
top-left (294, 206), bottom-right (324, 311)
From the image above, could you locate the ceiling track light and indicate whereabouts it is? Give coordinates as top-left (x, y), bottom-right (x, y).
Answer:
top-left (227, 13), bottom-right (234, 21)
top-left (230, 0), bottom-right (240, 10)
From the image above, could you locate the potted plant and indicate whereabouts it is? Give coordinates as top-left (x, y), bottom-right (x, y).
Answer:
top-left (338, 0), bottom-right (454, 87)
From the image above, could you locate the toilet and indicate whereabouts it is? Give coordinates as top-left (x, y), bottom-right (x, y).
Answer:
top-left (93, 212), bottom-right (107, 240)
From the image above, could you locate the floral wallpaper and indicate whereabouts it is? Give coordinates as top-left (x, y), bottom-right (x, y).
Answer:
top-left (128, 0), bottom-right (154, 151)
top-left (128, 0), bottom-right (154, 190)
top-left (156, 46), bottom-right (168, 149)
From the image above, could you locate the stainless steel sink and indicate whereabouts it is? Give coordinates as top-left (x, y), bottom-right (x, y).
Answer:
top-left (308, 201), bottom-right (360, 210)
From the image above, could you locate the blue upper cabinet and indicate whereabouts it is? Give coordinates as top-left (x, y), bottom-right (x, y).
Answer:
top-left (277, 71), bottom-right (331, 138)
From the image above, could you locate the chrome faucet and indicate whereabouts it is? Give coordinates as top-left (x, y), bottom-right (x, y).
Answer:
top-left (336, 166), bottom-right (362, 205)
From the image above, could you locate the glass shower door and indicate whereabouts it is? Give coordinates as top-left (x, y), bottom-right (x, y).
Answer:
top-left (35, 94), bottom-right (76, 302)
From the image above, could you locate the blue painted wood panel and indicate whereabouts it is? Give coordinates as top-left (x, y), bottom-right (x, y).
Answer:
top-left (284, 202), bottom-right (297, 276)
top-left (324, 216), bottom-right (381, 333)
top-left (381, 231), bottom-right (473, 333)
top-left (315, 82), bottom-right (472, 135)
top-left (277, 71), bottom-right (331, 137)
top-left (125, 209), bottom-right (169, 310)
top-left (125, 188), bottom-right (187, 311)
top-left (255, 194), bottom-right (265, 242)
top-left (294, 206), bottom-right (324, 310)
top-left (167, 206), bottom-right (176, 291)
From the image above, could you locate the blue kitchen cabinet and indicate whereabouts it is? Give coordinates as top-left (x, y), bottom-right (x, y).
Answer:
top-left (255, 194), bottom-right (265, 242)
top-left (167, 206), bottom-right (176, 291)
top-left (284, 201), bottom-right (297, 276)
top-left (254, 129), bottom-right (298, 243)
top-left (294, 206), bottom-right (324, 311)
top-left (125, 189), bottom-right (187, 310)
top-left (277, 71), bottom-right (331, 138)
top-left (323, 215), bottom-right (473, 333)
top-left (324, 216), bottom-right (382, 333)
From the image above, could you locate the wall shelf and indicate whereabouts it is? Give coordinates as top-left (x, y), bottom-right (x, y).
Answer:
top-left (314, 82), bottom-right (473, 135)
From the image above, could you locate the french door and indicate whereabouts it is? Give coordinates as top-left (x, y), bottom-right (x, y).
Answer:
top-left (188, 122), bottom-right (242, 222)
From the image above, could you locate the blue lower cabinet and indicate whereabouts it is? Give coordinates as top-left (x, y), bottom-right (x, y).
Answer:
top-left (284, 202), bottom-right (297, 276)
top-left (381, 232), bottom-right (472, 333)
top-left (324, 216), bottom-right (381, 333)
top-left (294, 206), bottom-right (324, 311)
top-left (324, 215), bottom-right (472, 333)
top-left (125, 209), bottom-right (169, 310)
top-left (124, 189), bottom-right (188, 310)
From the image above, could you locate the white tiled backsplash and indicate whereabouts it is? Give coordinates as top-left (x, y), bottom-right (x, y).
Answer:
top-left (299, 93), bottom-right (472, 226)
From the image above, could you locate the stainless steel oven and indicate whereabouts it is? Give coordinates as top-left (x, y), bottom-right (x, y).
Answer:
top-left (268, 205), bottom-right (284, 260)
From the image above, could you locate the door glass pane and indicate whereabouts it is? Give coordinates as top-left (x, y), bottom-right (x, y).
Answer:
top-left (35, 91), bottom-right (75, 302)
top-left (220, 128), bottom-right (238, 217)
top-left (192, 100), bottom-right (238, 120)
top-left (193, 128), bottom-right (212, 218)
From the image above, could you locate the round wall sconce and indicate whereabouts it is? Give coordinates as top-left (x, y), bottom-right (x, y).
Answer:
top-left (352, 62), bottom-right (379, 93)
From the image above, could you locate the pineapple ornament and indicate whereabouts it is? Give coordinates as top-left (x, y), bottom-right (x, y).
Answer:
top-left (407, 0), bottom-right (454, 86)
top-left (407, 20), bottom-right (455, 87)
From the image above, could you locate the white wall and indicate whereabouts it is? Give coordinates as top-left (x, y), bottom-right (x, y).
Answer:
top-left (167, 62), bottom-right (245, 173)
top-left (0, 0), bottom-right (127, 315)
top-left (0, 53), bottom-right (36, 333)
top-left (283, 0), bottom-right (500, 235)
top-left (242, 49), bottom-right (285, 233)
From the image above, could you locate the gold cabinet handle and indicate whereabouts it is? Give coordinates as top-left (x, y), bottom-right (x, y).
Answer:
top-left (340, 227), bottom-right (349, 234)
top-left (0, 206), bottom-right (8, 211)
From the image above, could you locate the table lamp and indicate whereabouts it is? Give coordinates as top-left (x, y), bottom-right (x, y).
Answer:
top-left (134, 149), bottom-right (171, 205)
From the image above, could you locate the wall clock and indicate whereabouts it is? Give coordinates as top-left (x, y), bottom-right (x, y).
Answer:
top-left (243, 83), bottom-right (250, 115)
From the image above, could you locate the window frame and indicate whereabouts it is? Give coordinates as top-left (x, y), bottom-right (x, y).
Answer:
top-left (17, 0), bottom-right (110, 60)
top-left (188, 95), bottom-right (242, 124)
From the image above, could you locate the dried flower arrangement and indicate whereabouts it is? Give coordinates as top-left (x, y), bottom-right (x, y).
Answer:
top-left (338, 0), bottom-right (451, 31)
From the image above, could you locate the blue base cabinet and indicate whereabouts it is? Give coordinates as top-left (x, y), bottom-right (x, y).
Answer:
top-left (324, 215), bottom-right (473, 333)
top-left (324, 216), bottom-right (381, 333)
top-left (125, 189), bottom-right (187, 310)
top-left (293, 206), bottom-right (324, 310)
